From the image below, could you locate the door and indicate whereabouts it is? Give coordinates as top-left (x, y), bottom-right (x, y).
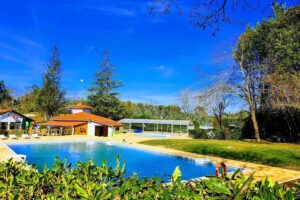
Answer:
top-left (95, 126), bottom-right (108, 137)
top-left (95, 126), bottom-right (104, 136)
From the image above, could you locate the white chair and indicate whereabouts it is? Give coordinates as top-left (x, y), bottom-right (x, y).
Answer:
top-left (31, 133), bottom-right (40, 138)
top-left (0, 135), bottom-right (8, 140)
top-left (21, 134), bottom-right (30, 139)
top-left (9, 134), bottom-right (18, 139)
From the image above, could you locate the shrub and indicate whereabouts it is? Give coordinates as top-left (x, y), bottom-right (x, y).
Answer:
top-left (189, 129), bottom-right (208, 139)
top-left (113, 130), bottom-right (123, 135)
top-left (0, 129), bottom-right (6, 135)
top-left (0, 157), bottom-right (299, 199)
top-left (7, 129), bottom-right (23, 137)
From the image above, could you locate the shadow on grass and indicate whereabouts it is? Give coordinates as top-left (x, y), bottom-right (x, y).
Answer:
top-left (190, 145), bottom-right (283, 166)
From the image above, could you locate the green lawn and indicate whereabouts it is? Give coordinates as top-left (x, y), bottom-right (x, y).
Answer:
top-left (139, 139), bottom-right (300, 170)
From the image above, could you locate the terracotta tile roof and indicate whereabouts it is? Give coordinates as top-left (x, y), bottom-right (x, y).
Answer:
top-left (40, 121), bottom-right (87, 127)
top-left (68, 103), bottom-right (93, 110)
top-left (52, 112), bottom-right (123, 127)
top-left (0, 109), bottom-right (12, 114)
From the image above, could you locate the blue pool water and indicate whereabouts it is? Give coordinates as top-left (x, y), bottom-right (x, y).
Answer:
top-left (7, 141), bottom-right (236, 180)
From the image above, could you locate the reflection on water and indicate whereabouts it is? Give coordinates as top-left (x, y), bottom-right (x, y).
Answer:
top-left (194, 158), bottom-right (212, 165)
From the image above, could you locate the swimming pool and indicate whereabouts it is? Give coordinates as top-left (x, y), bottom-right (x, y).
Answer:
top-left (7, 141), bottom-right (236, 180)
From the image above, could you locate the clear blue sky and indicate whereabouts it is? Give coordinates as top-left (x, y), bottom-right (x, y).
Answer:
top-left (0, 0), bottom-right (289, 105)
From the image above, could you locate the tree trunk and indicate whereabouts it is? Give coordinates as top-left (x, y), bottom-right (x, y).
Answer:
top-left (240, 60), bottom-right (261, 143)
top-left (44, 114), bottom-right (50, 121)
top-left (244, 73), bottom-right (261, 142)
top-left (250, 105), bottom-right (261, 142)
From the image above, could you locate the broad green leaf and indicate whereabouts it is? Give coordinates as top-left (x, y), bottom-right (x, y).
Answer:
top-left (162, 189), bottom-right (171, 200)
top-left (120, 181), bottom-right (131, 195)
top-left (204, 179), bottom-right (232, 195)
top-left (74, 184), bottom-right (88, 199)
top-left (284, 190), bottom-right (294, 200)
top-left (172, 166), bottom-right (182, 184)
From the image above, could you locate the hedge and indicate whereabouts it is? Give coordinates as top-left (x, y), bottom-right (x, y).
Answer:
top-left (0, 157), bottom-right (299, 199)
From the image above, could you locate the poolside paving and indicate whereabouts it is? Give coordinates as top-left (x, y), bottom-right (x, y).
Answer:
top-left (1, 134), bottom-right (300, 184)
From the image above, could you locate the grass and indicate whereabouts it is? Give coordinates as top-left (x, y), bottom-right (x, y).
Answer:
top-left (139, 139), bottom-right (300, 170)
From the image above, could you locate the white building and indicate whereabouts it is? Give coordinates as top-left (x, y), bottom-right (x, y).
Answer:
top-left (0, 109), bottom-right (33, 131)
top-left (68, 103), bottom-right (92, 114)
top-left (41, 104), bottom-right (123, 137)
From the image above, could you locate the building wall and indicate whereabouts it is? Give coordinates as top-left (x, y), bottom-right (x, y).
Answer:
top-left (70, 108), bottom-right (91, 114)
top-left (86, 122), bottom-right (115, 137)
top-left (108, 127), bottom-right (113, 137)
top-left (87, 122), bottom-right (98, 136)
top-left (74, 124), bottom-right (88, 135)
top-left (0, 112), bottom-right (24, 130)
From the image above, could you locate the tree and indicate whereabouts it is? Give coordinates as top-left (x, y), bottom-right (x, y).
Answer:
top-left (263, 5), bottom-right (300, 141)
top-left (231, 32), bottom-right (264, 142)
top-left (176, 88), bottom-right (195, 120)
top-left (265, 70), bottom-right (300, 110)
top-left (150, 0), bottom-right (296, 35)
top-left (176, 88), bottom-right (210, 129)
top-left (38, 46), bottom-right (66, 121)
top-left (264, 5), bottom-right (300, 110)
top-left (230, 5), bottom-right (300, 142)
top-left (0, 80), bottom-right (13, 108)
top-left (198, 81), bottom-right (230, 139)
top-left (122, 100), bottom-right (184, 120)
top-left (16, 85), bottom-right (40, 113)
top-left (87, 50), bottom-right (125, 120)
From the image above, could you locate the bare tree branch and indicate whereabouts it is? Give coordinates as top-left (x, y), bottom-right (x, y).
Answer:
top-left (149, 0), bottom-right (296, 35)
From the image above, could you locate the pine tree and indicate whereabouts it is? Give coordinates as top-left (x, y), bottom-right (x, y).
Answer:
top-left (38, 46), bottom-right (66, 120)
top-left (87, 50), bottom-right (125, 120)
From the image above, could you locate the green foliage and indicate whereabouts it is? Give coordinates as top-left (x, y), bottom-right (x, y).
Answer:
top-left (87, 50), bottom-right (126, 120)
top-left (0, 80), bottom-right (13, 108)
top-left (0, 158), bottom-right (299, 199)
top-left (90, 95), bottom-right (126, 120)
top-left (15, 85), bottom-right (40, 113)
top-left (189, 127), bottom-right (241, 140)
top-left (123, 101), bottom-right (186, 120)
top-left (113, 130), bottom-right (123, 135)
top-left (189, 129), bottom-right (210, 139)
top-left (268, 5), bottom-right (300, 72)
top-left (38, 46), bottom-right (67, 120)
top-left (233, 5), bottom-right (300, 142)
top-left (140, 139), bottom-right (300, 169)
top-left (7, 129), bottom-right (23, 137)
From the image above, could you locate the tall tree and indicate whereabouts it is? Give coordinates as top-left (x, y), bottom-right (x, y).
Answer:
top-left (198, 81), bottom-right (230, 139)
top-left (230, 5), bottom-right (300, 142)
top-left (264, 5), bottom-right (300, 141)
top-left (87, 50), bottom-right (125, 120)
top-left (38, 46), bottom-right (66, 121)
top-left (231, 28), bottom-right (265, 142)
top-left (264, 4), bottom-right (300, 108)
top-left (0, 80), bottom-right (13, 108)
